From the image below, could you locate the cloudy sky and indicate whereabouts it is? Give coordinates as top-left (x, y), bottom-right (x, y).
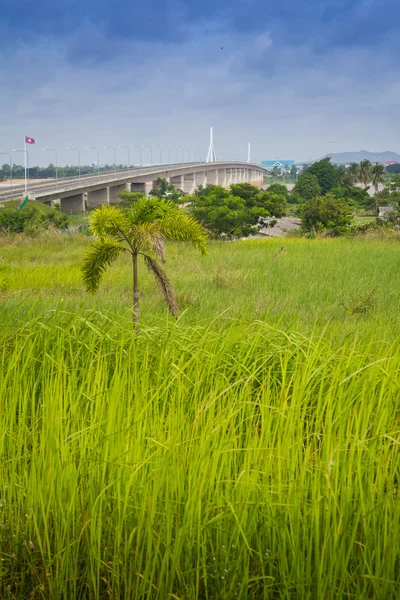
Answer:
top-left (1, 0), bottom-right (399, 166)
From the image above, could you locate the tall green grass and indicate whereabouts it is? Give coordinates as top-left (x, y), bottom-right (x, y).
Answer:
top-left (0, 308), bottom-right (399, 598)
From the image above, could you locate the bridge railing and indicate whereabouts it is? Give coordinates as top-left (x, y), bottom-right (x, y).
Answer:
top-left (0, 161), bottom-right (264, 201)
top-left (31, 162), bottom-right (210, 198)
top-left (0, 162), bottom-right (205, 201)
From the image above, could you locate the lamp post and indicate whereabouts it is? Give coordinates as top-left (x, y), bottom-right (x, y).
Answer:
top-left (86, 147), bottom-right (100, 177)
top-left (65, 147), bottom-right (81, 183)
top-left (104, 146), bottom-right (116, 173)
top-left (42, 148), bottom-right (58, 188)
top-left (173, 145), bottom-right (178, 165)
top-left (144, 145), bottom-right (153, 166)
top-left (118, 145), bottom-right (130, 169)
top-left (12, 149), bottom-right (29, 195)
top-left (0, 152), bottom-right (12, 194)
top-left (161, 145), bottom-right (171, 165)
top-left (131, 146), bottom-right (143, 167)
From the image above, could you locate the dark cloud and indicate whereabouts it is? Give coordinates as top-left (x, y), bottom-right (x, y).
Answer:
top-left (1, 0), bottom-right (400, 164)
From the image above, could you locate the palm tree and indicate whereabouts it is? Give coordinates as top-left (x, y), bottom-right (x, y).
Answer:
top-left (359, 160), bottom-right (372, 188)
top-left (82, 199), bottom-right (207, 325)
top-left (370, 163), bottom-right (386, 194)
top-left (344, 162), bottom-right (359, 186)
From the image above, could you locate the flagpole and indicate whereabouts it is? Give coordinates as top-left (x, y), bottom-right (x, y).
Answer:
top-left (24, 138), bottom-right (27, 197)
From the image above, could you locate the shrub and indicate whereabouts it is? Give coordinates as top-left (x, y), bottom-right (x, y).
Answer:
top-left (301, 195), bottom-right (352, 234)
top-left (0, 205), bottom-right (69, 234)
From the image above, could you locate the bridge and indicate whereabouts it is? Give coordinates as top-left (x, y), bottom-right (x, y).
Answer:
top-left (0, 161), bottom-right (268, 213)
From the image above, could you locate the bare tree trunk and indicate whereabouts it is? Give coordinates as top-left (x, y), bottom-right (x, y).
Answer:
top-left (132, 253), bottom-right (139, 326)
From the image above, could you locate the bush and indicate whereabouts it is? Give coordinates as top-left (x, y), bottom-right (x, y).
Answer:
top-left (0, 205), bottom-right (69, 234)
top-left (292, 172), bottom-right (321, 202)
top-left (189, 184), bottom-right (285, 239)
top-left (301, 195), bottom-right (352, 234)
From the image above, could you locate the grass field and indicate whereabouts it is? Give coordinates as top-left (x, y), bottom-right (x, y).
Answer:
top-left (0, 233), bottom-right (399, 598)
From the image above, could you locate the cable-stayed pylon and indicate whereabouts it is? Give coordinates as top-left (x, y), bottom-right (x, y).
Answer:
top-left (206, 126), bottom-right (216, 163)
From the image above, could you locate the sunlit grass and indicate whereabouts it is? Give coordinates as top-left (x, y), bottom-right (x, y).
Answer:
top-left (0, 234), bottom-right (399, 598)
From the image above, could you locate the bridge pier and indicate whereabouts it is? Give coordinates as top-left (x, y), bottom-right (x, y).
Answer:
top-left (183, 173), bottom-right (194, 194)
top-left (109, 183), bottom-right (129, 204)
top-left (60, 193), bottom-right (85, 214)
top-left (87, 187), bottom-right (109, 209)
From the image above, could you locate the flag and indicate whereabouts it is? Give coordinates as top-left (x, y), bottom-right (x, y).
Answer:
top-left (24, 136), bottom-right (35, 144)
top-left (18, 196), bottom-right (29, 212)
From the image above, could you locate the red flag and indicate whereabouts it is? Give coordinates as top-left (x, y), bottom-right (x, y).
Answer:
top-left (24, 136), bottom-right (35, 144)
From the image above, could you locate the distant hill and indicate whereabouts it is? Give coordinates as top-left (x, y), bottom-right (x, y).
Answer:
top-left (321, 150), bottom-right (400, 165)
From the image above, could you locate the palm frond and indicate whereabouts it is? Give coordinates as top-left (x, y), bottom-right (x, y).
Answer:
top-left (131, 222), bottom-right (166, 261)
top-left (127, 197), bottom-right (175, 225)
top-left (159, 210), bottom-right (208, 255)
top-left (82, 239), bottom-right (127, 293)
top-left (89, 205), bottom-right (131, 242)
top-left (143, 254), bottom-right (179, 316)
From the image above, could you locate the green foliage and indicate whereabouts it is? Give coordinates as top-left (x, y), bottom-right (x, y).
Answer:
top-left (292, 172), bottom-right (321, 202)
top-left (189, 183), bottom-right (286, 239)
top-left (386, 163), bottom-right (400, 174)
top-left (343, 162), bottom-right (360, 186)
top-left (82, 201), bottom-right (207, 320)
top-left (117, 190), bottom-right (146, 208)
top-left (301, 194), bottom-right (352, 233)
top-left (330, 185), bottom-right (371, 209)
top-left (389, 173), bottom-right (400, 192)
top-left (0, 203), bottom-right (69, 234)
top-left (370, 163), bottom-right (386, 193)
top-left (149, 177), bottom-right (183, 203)
top-left (359, 159), bottom-right (372, 188)
top-left (307, 157), bottom-right (341, 194)
top-left (265, 183), bottom-right (289, 199)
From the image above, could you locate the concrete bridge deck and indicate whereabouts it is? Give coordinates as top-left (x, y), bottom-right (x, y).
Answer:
top-left (0, 161), bottom-right (268, 213)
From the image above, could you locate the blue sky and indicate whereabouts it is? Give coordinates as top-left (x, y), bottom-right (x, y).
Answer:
top-left (1, 0), bottom-right (399, 166)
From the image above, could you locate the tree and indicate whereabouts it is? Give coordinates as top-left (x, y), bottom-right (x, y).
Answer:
top-left (307, 158), bottom-right (341, 194)
top-left (189, 184), bottom-right (285, 239)
top-left (301, 195), bottom-right (352, 233)
top-left (359, 160), bottom-right (372, 188)
top-left (292, 172), bottom-right (321, 202)
top-left (344, 163), bottom-right (359, 186)
top-left (386, 163), bottom-right (400, 174)
top-left (330, 185), bottom-right (370, 209)
top-left (82, 200), bottom-right (207, 325)
top-left (389, 174), bottom-right (400, 192)
top-left (290, 164), bottom-right (297, 179)
top-left (118, 190), bottom-right (146, 208)
top-left (370, 163), bottom-right (386, 194)
top-left (149, 178), bottom-right (183, 203)
top-left (230, 183), bottom-right (260, 205)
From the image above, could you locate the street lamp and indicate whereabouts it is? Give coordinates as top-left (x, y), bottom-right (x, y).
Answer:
top-left (86, 147), bottom-right (100, 176)
top-left (104, 146), bottom-right (116, 173)
top-left (12, 149), bottom-right (29, 195)
top-left (65, 147), bottom-right (81, 183)
top-left (0, 152), bottom-right (12, 193)
top-left (131, 146), bottom-right (143, 167)
top-left (161, 145), bottom-right (171, 165)
top-left (144, 145), bottom-right (153, 166)
top-left (42, 148), bottom-right (58, 188)
top-left (118, 145), bottom-right (130, 168)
